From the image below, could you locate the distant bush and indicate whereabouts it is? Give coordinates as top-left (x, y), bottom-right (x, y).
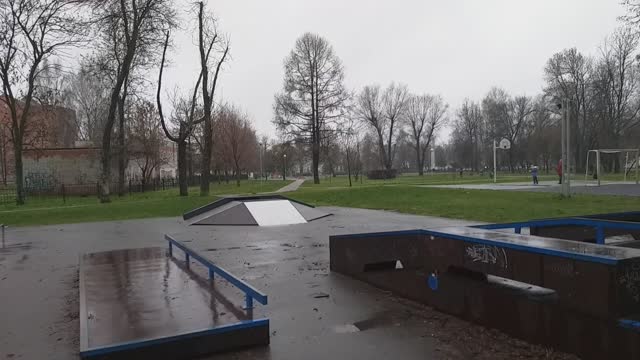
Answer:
top-left (366, 169), bottom-right (398, 180)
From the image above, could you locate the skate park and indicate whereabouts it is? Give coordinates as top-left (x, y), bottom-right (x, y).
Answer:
top-left (1, 192), bottom-right (638, 359)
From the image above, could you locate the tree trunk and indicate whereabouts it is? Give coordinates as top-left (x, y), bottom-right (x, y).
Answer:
top-left (386, 122), bottom-right (394, 171)
top-left (235, 163), bottom-right (241, 187)
top-left (416, 140), bottom-right (423, 176)
top-left (0, 134), bottom-right (6, 185)
top-left (376, 131), bottom-right (387, 170)
top-left (346, 148), bottom-right (352, 187)
top-left (200, 119), bottom-right (212, 196)
top-left (13, 142), bottom-right (24, 205)
top-left (117, 95), bottom-right (126, 196)
top-left (312, 140), bottom-right (320, 184)
top-left (99, 49), bottom-right (137, 203)
top-left (177, 139), bottom-right (188, 196)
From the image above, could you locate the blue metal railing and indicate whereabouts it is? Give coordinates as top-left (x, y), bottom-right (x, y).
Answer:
top-left (164, 234), bottom-right (268, 309)
top-left (474, 218), bottom-right (640, 245)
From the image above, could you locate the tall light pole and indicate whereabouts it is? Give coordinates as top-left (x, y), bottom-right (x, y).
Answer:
top-left (559, 99), bottom-right (571, 197)
top-left (258, 142), bottom-right (263, 188)
top-left (283, 154), bottom-right (287, 181)
top-left (430, 147), bottom-right (436, 175)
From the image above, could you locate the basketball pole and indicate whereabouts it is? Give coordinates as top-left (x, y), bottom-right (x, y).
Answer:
top-left (493, 140), bottom-right (497, 183)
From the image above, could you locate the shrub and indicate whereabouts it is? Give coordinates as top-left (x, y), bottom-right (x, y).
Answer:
top-left (366, 169), bottom-right (398, 180)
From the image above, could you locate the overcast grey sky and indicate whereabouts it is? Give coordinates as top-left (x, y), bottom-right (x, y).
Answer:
top-left (161, 0), bottom-right (627, 142)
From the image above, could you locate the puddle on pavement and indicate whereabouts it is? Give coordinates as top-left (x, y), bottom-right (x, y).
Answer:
top-left (0, 242), bottom-right (32, 254)
top-left (334, 324), bottom-right (360, 334)
top-left (334, 311), bottom-right (401, 334)
top-left (205, 246), bottom-right (242, 252)
top-left (355, 311), bottom-right (403, 331)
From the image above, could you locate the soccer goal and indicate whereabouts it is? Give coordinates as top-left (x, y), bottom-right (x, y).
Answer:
top-left (584, 149), bottom-right (639, 186)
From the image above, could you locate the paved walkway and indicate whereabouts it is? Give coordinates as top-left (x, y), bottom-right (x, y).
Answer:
top-left (420, 180), bottom-right (640, 196)
top-left (275, 178), bottom-right (305, 193)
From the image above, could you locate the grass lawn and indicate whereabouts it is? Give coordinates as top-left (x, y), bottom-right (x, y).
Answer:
top-left (0, 180), bottom-right (290, 227)
top-left (290, 185), bottom-right (640, 223)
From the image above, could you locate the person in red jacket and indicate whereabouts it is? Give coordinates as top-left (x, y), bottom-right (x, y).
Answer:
top-left (557, 159), bottom-right (563, 184)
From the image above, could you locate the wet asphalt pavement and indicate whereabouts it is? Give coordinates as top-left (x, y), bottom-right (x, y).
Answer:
top-left (0, 207), bottom-right (577, 360)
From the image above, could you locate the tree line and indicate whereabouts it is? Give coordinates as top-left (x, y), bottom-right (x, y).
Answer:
top-left (274, 5), bottom-right (640, 181)
top-left (3, 0), bottom-right (640, 205)
top-left (447, 26), bottom-right (640, 174)
top-left (0, 0), bottom-right (263, 204)
top-left (274, 33), bottom-right (448, 183)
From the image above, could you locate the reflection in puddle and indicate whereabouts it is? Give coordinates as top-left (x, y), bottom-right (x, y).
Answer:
top-left (0, 242), bottom-right (32, 254)
top-left (334, 324), bottom-right (360, 334)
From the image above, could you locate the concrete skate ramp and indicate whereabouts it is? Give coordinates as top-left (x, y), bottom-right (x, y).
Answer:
top-left (184, 195), bottom-right (330, 226)
top-left (79, 246), bottom-right (269, 359)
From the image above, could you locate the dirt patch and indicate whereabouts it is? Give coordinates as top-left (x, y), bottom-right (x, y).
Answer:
top-left (390, 296), bottom-right (577, 360)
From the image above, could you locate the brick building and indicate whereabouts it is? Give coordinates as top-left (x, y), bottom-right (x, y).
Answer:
top-left (0, 97), bottom-right (78, 184)
top-left (22, 147), bottom-right (105, 193)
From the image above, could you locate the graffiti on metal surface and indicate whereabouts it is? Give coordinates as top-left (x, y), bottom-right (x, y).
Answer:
top-left (465, 244), bottom-right (508, 269)
top-left (618, 263), bottom-right (640, 302)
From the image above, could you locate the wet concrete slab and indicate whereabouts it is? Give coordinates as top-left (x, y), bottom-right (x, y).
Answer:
top-left (79, 247), bottom-right (268, 359)
top-left (0, 207), bottom-right (577, 360)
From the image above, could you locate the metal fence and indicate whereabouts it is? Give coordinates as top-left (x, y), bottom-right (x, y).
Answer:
top-left (0, 178), bottom-right (184, 204)
top-left (0, 174), bottom-right (251, 205)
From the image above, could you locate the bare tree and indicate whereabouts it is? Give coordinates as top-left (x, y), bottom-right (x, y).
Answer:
top-left (215, 104), bottom-right (257, 186)
top-left (453, 99), bottom-right (483, 170)
top-left (65, 60), bottom-right (111, 143)
top-left (0, 0), bottom-right (81, 204)
top-left (544, 48), bottom-right (594, 172)
top-left (274, 32), bottom-right (348, 184)
top-left (90, 0), bottom-right (175, 203)
top-left (338, 114), bottom-right (361, 187)
top-left (196, 1), bottom-right (230, 196)
top-left (405, 94), bottom-right (448, 175)
top-left (355, 85), bottom-right (383, 168)
top-left (594, 27), bottom-right (640, 162)
top-left (525, 96), bottom-right (558, 172)
top-left (128, 99), bottom-right (164, 189)
top-left (157, 31), bottom-right (204, 196)
top-left (356, 83), bottom-right (409, 171)
top-left (0, 119), bottom-right (9, 185)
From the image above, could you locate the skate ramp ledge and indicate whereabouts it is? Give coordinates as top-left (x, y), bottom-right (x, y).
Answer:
top-left (80, 238), bottom-right (269, 359)
top-left (331, 227), bottom-right (640, 264)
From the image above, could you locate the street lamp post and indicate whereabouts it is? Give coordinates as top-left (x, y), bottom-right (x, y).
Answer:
top-left (558, 99), bottom-right (571, 197)
top-left (283, 154), bottom-right (287, 181)
top-left (258, 142), bottom-right (263, 188)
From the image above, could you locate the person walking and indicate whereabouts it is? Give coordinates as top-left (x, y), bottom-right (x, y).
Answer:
top-left (557, 159), bottom-right (563, 184)
top-left (531, 165), bottom-right (539, 185)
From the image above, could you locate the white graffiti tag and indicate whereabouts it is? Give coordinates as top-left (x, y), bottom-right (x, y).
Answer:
top-left (619, 263), bottom-right (640, 302)
top-left (465, 244), bottom-right (508, 269)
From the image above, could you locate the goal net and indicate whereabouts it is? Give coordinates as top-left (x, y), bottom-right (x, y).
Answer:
top-left (584, 149), bottom-right (639, 185)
